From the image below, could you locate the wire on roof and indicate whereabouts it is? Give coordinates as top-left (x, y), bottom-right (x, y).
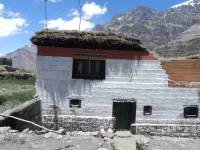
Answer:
top-left (78, 0), bottom-right (82, 31)
top-left (44, 0), bottom-right (49, 36)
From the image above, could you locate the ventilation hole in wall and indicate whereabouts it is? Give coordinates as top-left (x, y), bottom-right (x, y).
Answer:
top-left (184, 105), bottom-right (198, 118)
top-left (70, 99), bottom-right (81, 108)
top-left (143, 105), bottom-right (152, 115)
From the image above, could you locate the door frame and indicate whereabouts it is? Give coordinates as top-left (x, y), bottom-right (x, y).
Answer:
top-left (112, 99), bottom-right (136, 130)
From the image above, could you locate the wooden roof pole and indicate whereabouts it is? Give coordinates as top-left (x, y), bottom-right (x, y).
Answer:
top-left (0, 114), bottom-right (60, 134)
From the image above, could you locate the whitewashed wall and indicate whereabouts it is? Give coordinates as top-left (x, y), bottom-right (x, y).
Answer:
top-left (36, 56), bottom-right (200, 123)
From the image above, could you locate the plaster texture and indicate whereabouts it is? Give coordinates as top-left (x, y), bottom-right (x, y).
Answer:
top-left (36, 56), bottom-right (200, 130)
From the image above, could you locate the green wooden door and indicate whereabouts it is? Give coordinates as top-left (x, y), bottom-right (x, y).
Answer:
top-left (113, 102), bottom-right (136, 130)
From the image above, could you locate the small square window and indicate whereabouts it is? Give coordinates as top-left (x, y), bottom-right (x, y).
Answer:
top-left (184, 105), bottom-right (198, 118)
top-left (143, 106), bottom-right (152, 115)
top-left (70, 99), bottom-right (81, 108)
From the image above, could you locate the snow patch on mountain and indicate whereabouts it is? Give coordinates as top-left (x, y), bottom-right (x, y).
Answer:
top-left (171, 0), bottom-right (199, 8)
top-left (117, 17), bottom-right (123, 21)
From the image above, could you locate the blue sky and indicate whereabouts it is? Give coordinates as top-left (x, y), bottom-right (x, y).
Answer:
top-left (0, 0), bottom-right (189, 55)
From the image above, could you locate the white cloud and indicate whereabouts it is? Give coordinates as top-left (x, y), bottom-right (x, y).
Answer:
top-left (0, 52), bottom-right (6, 57)
top-left (48, 0), bottom-right (63, 3)
top-left (0, 4), bottom-right (4, 10)
top-left (7, 11), bottom-right (20, 17)
top-left (45, 1), bottom-right (107, 31)
top-left (0, 3), bottom-right (4, 15)
top-left (0, 3), bottom-right (27, 37)
top-left (82, 2), bottom-right (107, 19)
top-left (0, 17), bottom-right (27, 36)
top-left (48, 17), bottom-right (94, 30)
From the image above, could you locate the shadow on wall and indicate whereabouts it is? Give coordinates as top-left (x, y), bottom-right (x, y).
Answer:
top-left (52, 104), bottom-right (59, 130)
top-left (107, 56), bottom-right (141, 81)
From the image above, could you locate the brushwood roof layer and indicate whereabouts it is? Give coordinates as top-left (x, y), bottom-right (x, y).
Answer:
top-left (31, 29), bottom-right (146, 51)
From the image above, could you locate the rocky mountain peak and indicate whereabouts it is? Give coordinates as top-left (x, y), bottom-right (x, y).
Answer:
top-left (5, 45), bottom-right (36, 71)
top-left (94, 1), bottom-right (200, 58)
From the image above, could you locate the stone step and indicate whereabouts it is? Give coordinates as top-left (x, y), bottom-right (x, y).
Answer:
top-left (112, 136), bottom-right (136, 150)
top-left (105, 78), bottom-right (168, 83)
top-left (107, 59), bottom-right (160, 64)
top-left (96, 83), bottom-right (168, 89)
top-left (135, 119), bottom-right (200, 124)
top-left (137, 104), bottom-right (199, 110)
top-left (86, 95), bottom-right (199, 101)
top-left (106, 73), bottom-right (168, 79)
top-left (108, 69), bottom-right (166, 74)
top-left (92, 87), bottom-right (199, 94)
top-left (107, 65), bottom-right (164, 70)
top-left (137, 97), bottom-right (199, 102)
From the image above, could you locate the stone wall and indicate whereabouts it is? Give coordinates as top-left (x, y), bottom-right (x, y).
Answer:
top-left (131, 124), bottom-right (200, 138)
top-left (42, 115), bottom-right (114, 131)
top-left (0, 98), bottom-right (41, 131)
top-left (0, 73), bottom-right (35, 80)
top-left (0, 58), bottom-right (12, 66)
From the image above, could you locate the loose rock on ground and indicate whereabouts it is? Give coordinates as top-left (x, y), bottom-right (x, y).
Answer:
top-left (0, 127), bottom-right (200, 150)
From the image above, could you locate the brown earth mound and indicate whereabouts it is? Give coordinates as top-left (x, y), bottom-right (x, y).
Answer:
top-left (161, 59), bottom-right (200, 83)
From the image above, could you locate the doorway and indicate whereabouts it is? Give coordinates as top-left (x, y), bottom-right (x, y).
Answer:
top-left (112, 100), bottom-right (136, 130)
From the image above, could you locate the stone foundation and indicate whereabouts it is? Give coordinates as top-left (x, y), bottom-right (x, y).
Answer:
top-left (42, 115), bottom-right (114, 132)
top-left (131, 123), bottom-right (200, 138)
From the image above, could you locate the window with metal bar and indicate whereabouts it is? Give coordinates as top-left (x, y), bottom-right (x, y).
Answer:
top-left (72, 57), bottom-right (105, 80)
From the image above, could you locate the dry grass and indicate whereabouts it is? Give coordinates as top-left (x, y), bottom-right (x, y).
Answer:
top-left (0, 78), bottom-right (35, 113)
top-left (136, 142), bottom-right (149, 150)
top-left (0, 79), bottom-right (34, 95)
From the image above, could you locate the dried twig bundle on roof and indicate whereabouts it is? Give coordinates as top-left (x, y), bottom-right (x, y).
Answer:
top-left (31, 29), bottom-right (146, 51)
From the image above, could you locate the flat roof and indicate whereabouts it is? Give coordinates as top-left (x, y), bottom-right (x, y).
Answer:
top-left (31, 29), bottom-right (146, 51)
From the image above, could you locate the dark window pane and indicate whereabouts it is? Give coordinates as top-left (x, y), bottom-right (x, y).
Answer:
top-left (87, 60), bottom-right (91, 74)
top-left (91, 60), bottom-right (96, 74)
top-left (95, 61), bottom-right (100, 74)
top-left (72, 58), bottom-right (105, 80)
top-left (82, 60), bottom-right (88, 74)
top-left (78, 61), bottom-right (83, 74)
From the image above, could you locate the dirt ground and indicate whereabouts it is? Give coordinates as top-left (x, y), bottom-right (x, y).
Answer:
top-left (147, 136), bottom-right (200, 150)
top-left (0, 132), bottom-right (111, 150)
top-left (0, 130), bottom-right (200, 150)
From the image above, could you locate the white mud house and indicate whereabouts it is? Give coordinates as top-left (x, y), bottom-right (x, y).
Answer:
top-left (31, 30), bottom-right (200, 137)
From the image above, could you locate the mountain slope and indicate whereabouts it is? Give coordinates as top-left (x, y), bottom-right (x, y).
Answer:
top-left (94, 0), bottom-right (200, 57)
top-left (5, 45), bottom-right (37, 71)
top-left (156, 25), bottom-right (200, 58)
